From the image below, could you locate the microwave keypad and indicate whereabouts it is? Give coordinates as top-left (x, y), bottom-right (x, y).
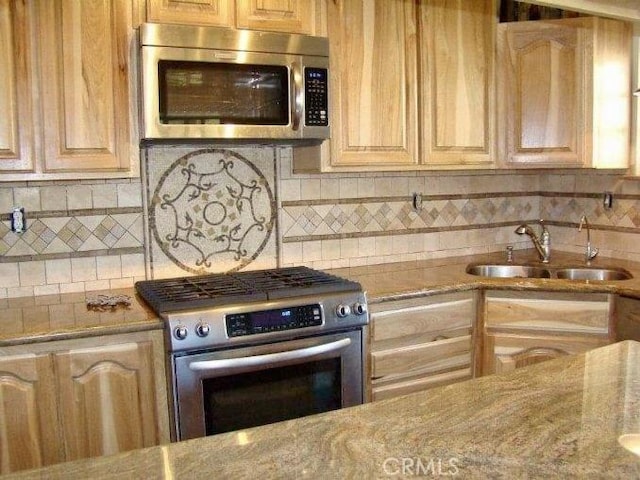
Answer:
top-left (304, 68), bottom-right (328, 127)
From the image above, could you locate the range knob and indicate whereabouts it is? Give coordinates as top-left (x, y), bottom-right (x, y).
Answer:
top-left (336, 304), bottom-right (351, 318)
top-left (174, 325), bottom-right (188, 340)
top-left (195, 322), bottom-right (211, 337)
top-left (353, 302), bottom-right (368, 315)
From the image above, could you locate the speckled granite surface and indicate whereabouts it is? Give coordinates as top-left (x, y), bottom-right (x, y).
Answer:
top-left (6, 340), bottom-right (640, 479)
top-left (3, 249), bottom-right (640, 346)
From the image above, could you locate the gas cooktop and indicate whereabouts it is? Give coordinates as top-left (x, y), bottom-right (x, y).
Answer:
top-left (135, 266), bottom-right (363, 314)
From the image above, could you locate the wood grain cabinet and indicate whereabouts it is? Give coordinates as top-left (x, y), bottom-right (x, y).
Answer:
top-left (481, 291), bottom-right (612, 375)
top-left (369, 292), bottom-right (476, 401)
top-left (147, 0), bottom-right (326, 36)
top-left (497, 17), bottom-right (631, 168)
top-left (0, 331), bottom-right (169, 474)
top-left (297, 0), bottom-right (494, 172)
top-left (0, 0), bottom-right (137, 179)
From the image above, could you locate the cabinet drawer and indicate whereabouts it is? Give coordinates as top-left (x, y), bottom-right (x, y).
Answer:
top-left (372, 335), bottom-right (471, 380)
top-left (484, 291), bottom-right (610, 334)
top-left (371, 292), bottom-right (474, 344)
top-left (371, 368), bottom-right (472, 402)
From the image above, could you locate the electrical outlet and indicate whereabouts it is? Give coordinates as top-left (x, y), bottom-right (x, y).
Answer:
top-left (412, 192), bottom-right (423, 211)
top-left (10, 207), bottom-right (26, 233)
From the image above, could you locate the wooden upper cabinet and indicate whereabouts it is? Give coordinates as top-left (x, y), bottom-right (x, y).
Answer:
top-left (498, 17), bottom-right (631, 168)
top-left (236, 0), bottom-right (319, 35)
top-left (37, 0), bottom-right (133, 173)
top-left (146, 0), bottom-right (234, 27)
top-left (419, 0), bottom-right (495, 167)
top-left (146, 0), bottom-right (326, 35)
top-left (54, 341), bottom-right (162, 461)
top-left (0, 353), bottom-right (61, 474)
top-left (0, 0), bottom-right (35, 172)
top-left (328, 0), bottom-right (419, 168)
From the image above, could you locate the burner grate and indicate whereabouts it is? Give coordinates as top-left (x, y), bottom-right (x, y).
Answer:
top-left (135, 266), bottom-right (361, 314)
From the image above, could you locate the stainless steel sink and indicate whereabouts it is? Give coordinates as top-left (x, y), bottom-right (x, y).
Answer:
top-left (465, 264), bottom-right (551, 279)
top-left (554, 267), bottom-right (632, 281)
top-left (465, 263), bottom-right (633, 281)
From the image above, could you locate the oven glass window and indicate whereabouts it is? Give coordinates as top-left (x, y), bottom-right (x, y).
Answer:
top-left (158, 60), bottom-right (289, 126)
top-left (202, 358), bottom-right (341, 435)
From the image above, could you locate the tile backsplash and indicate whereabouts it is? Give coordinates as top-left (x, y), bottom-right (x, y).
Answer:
top-left (0, 145), bottom-right (639, 298)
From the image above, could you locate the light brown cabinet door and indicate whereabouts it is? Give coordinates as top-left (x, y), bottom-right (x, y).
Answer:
top-left (0, 0), bottom-right (35, 172)
top-left (54, 342), bottom-right (161, 461)
top-left (146, 0), bottom-right (234, 26)
top-left (483, 332), bottom-right (608, 375)
top-left (0, 353), bottom-right (61, 474)
top-left (37, 0), bottom-right (133, 172)
top-left (236, 0), bottom-right (320, 35)
top-left (328, 0), bottom-right (419, 168)
top-left (498, 19), bottom-right (584, 167)
top-left (419, 0), bottom-right (495, 166)
top-left (497, 17), bottom-right (631, 168)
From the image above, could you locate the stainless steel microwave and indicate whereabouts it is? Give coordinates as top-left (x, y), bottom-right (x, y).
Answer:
top-left (139, 23), bottom-right (330, 141)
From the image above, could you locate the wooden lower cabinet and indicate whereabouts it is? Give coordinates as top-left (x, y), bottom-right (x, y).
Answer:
top-left (369, 292), bottom-right (476, 401)
top-left (484, 331), bottom-right (608, 374)
top-left (0, 331), bottom-right (169, 474)
top-left (0, 353), bottom-right (60, 474)
top-left (481, 290), bottom-right (612, 376)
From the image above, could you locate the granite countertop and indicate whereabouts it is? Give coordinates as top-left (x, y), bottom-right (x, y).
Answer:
top-left (4, 249), bottom-right (640, 346)
top-left (331, 249), bottom-right (640, 303)
top-left (7, 340), bottom-right (640, 479)
top-left (0, 287), bottom-right (161, 347)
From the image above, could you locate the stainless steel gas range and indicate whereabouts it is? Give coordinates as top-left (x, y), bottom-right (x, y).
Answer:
top-left (135, 266), bottom-right (369, 441)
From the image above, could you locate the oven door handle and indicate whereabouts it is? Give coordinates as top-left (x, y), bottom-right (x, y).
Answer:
top-left (188, 338), bottom-right (352, 373)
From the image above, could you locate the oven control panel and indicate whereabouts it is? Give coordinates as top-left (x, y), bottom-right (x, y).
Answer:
top-left (226, 304), bottom-right (323, 337)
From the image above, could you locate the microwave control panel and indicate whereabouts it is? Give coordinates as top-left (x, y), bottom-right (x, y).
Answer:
top-left (304, 68), bottom-right (328, 127)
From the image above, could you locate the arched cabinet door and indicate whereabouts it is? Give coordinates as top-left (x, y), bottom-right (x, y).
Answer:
top-left (0, 353), bottom-right (60, 473)
top-left (54, 342), bottom-right (161, 461)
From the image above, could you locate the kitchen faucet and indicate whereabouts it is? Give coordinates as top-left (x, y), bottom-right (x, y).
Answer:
top-left (514, 220), bottom-right (551, 263)
top-left (578, 215), bottom-right (598, 264)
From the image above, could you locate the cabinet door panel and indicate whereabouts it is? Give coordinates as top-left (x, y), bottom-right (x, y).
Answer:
top-left (55, 342), bottom-right (160, 461)
top-left (498, 20), bottom-right (584, 166)
top-left (0, 0), bottom-right (34, 172)
top-left (147, 0), bottom-right (234, 26)
top-left (484, 332), bottom-right (608, 375)
top-left (328, 0), bottom-right (418, 167)
top-left (420, 0), bottom-right (494, 166)
top-left (38, 0), bottom-right (132, 172)
top-left (236, 0), bottom-right (316, 34)
top-left (0, 354), bottom-right (60, 473)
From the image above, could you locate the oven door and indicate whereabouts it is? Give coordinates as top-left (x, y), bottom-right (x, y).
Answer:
top-left (171, 329), bottom-right (364, 441)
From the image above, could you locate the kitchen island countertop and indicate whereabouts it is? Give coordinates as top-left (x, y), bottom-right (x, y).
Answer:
top-left (6, 339), bottom-right (640, 478)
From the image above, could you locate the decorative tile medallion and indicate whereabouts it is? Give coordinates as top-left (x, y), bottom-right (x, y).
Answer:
top-left (144, 147), bottom-right (278, 278)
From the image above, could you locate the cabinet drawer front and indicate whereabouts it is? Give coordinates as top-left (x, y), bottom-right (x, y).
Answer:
top-left (371, 292), bottom-right (474, 342)
top-left (371, 368), bottom-right (471, 402)
top-left (372, 335), bottom-right (471, 379)
top-left (485, 291), bottom-right (610, 333)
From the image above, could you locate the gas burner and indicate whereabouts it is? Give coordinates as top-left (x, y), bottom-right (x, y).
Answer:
top-left (135, 266), bottom-right (361, 314)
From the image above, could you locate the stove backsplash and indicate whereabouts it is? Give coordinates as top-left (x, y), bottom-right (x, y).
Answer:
top-left (142, 145), bottom-right (279, 279)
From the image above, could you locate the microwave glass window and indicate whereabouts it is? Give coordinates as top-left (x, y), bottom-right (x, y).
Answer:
top-left (202, 357), bottom-right (341, 435)
top-left (158, 61), bottom-right (289, 125)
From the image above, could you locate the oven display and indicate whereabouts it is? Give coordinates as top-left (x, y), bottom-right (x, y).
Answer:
top-left (226, 304), bottom-right (322, 337)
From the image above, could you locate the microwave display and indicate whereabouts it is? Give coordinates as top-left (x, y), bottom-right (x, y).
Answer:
top-left (158, 60), bottom-right (289, 126)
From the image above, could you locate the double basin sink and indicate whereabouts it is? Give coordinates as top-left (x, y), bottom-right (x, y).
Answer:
top-left (466, 263), bottom-right (633, 281)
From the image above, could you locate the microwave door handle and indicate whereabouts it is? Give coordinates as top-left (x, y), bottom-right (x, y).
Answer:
top-left (188, 338), bottom-right (351, 373)
top-left (291, 64), bottom-right (303, 131)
